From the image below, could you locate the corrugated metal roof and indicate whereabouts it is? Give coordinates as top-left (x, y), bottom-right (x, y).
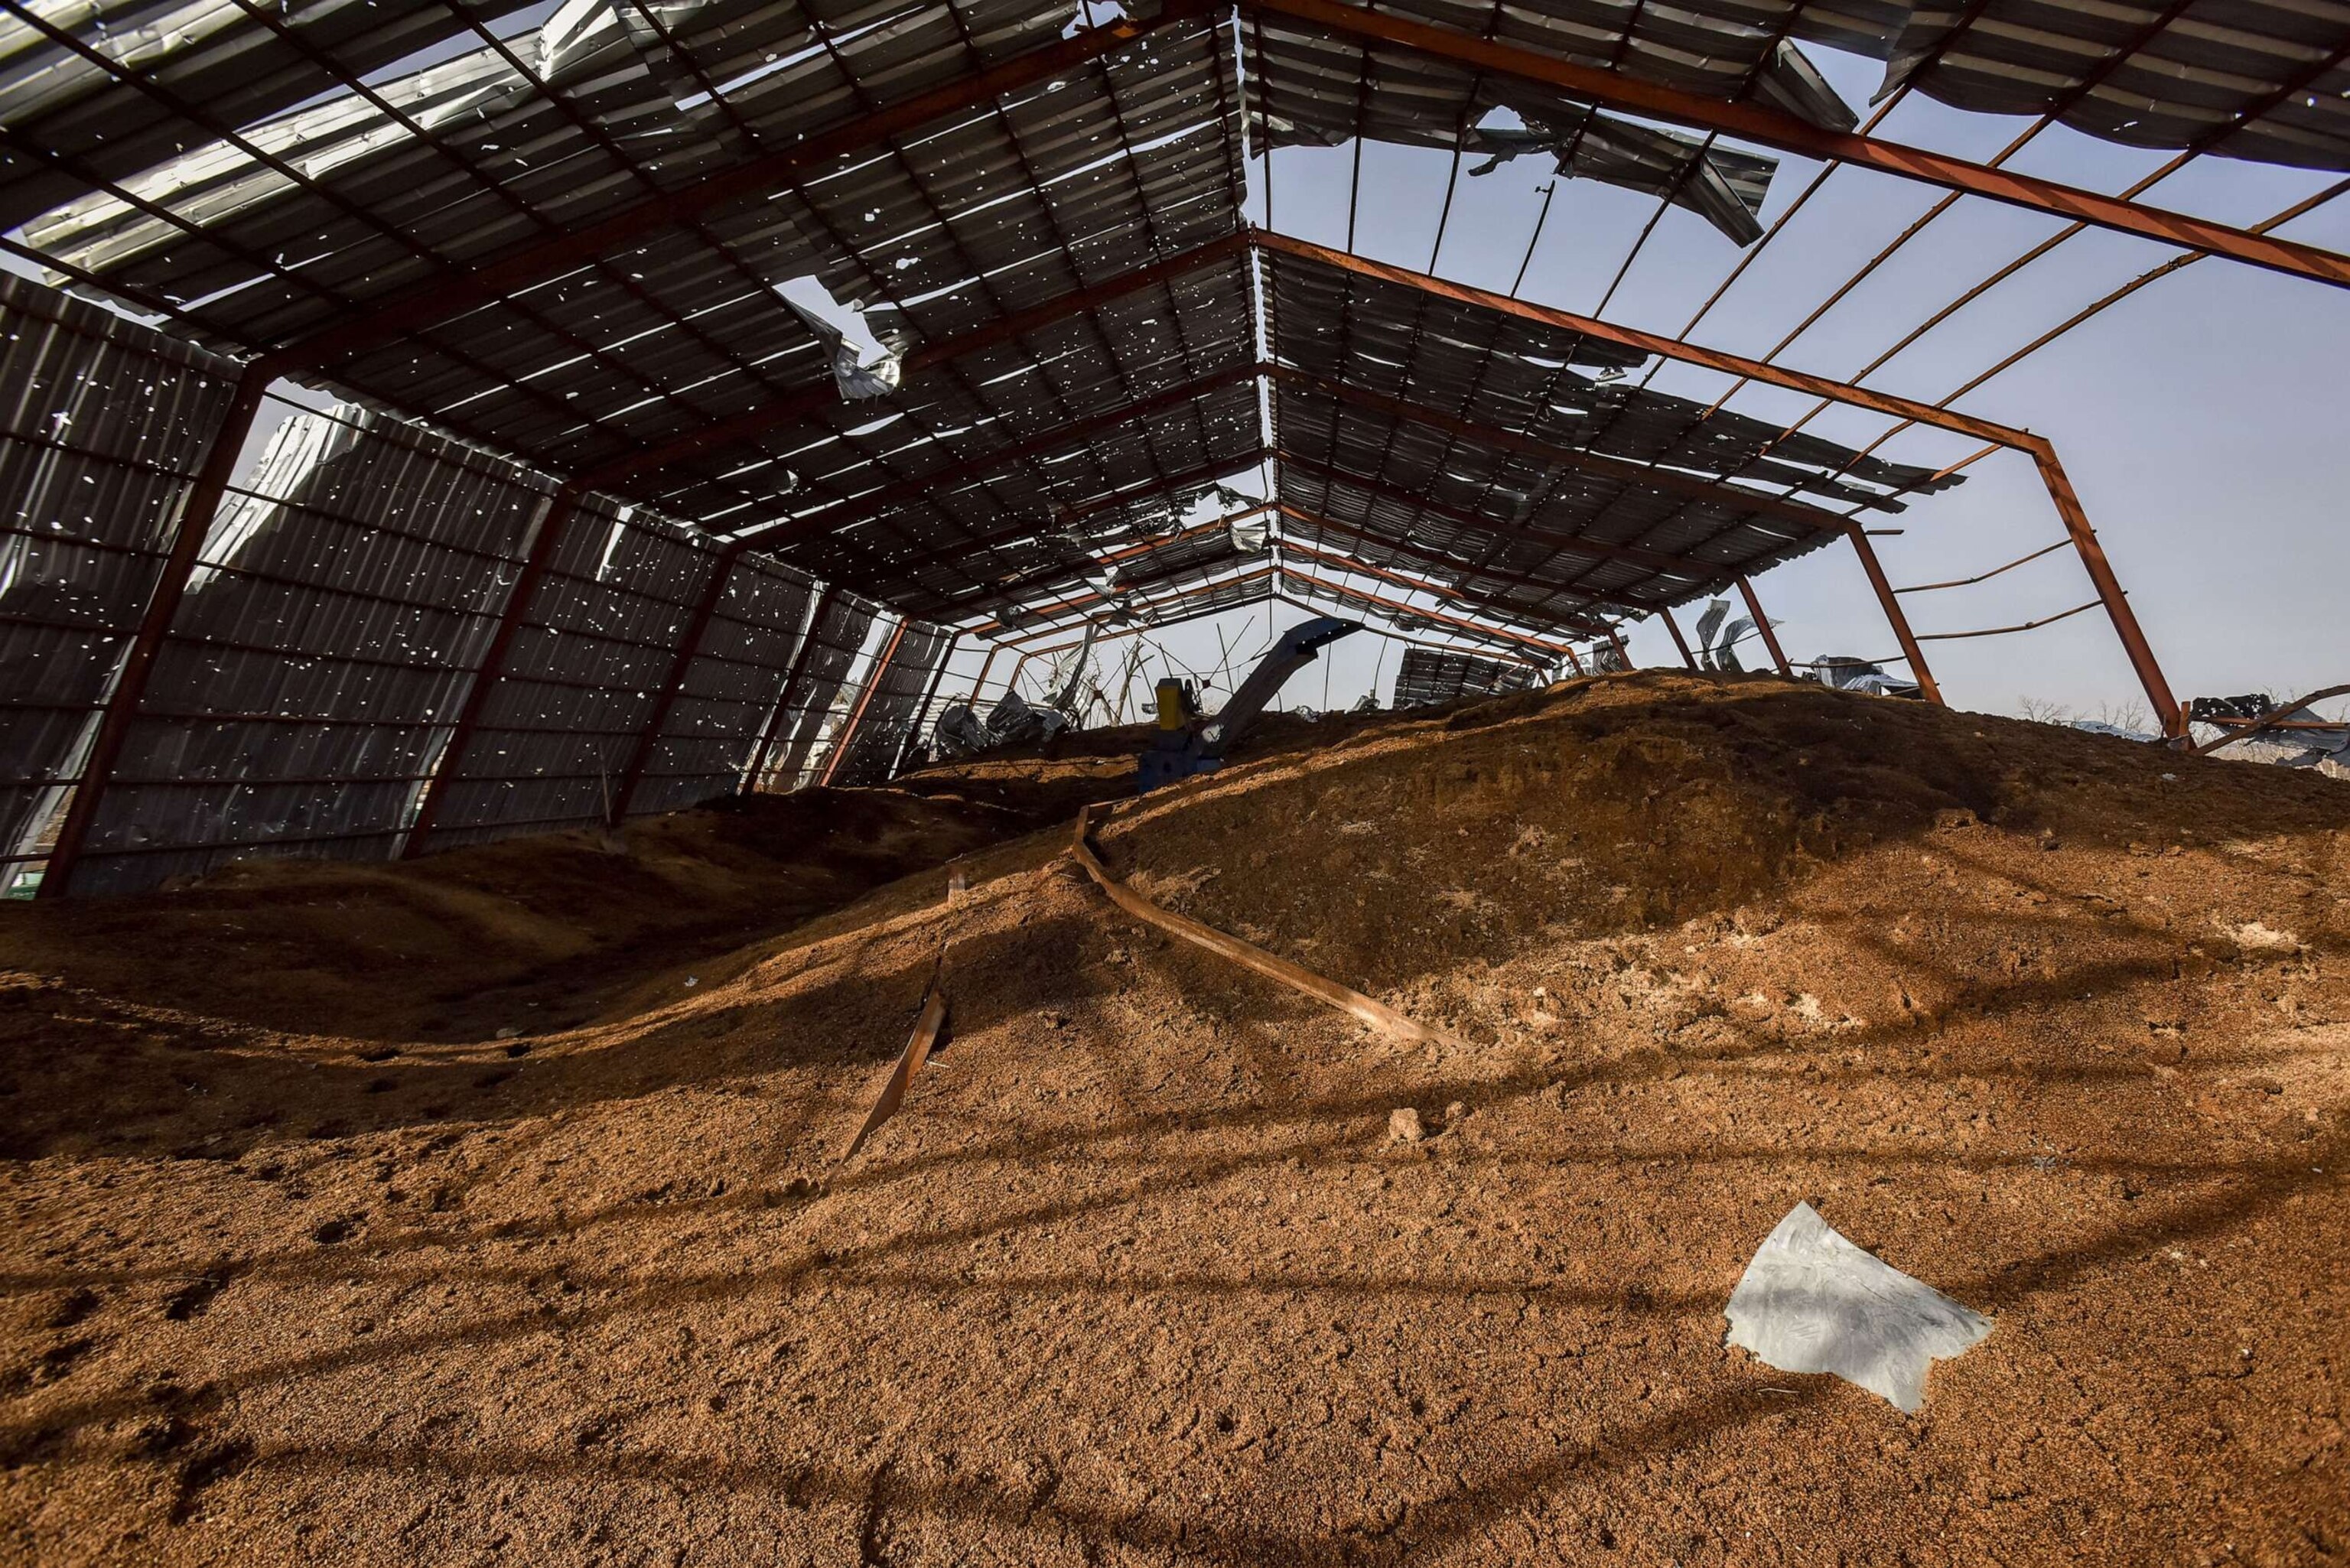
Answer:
top-left (1391, 646), bottom-right (1536, 708)
top-left (5, 0), bottom-right (2309, 889)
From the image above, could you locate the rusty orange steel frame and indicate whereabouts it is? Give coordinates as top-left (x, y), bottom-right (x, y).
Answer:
top-left (1251, 234), bottom-right (2182, 736)
top-left (1245, 0), bottom-right (2350, 294)
top-left (38, 0), bottom-right (2234, 893)
top-left (1008, 579), bottom-right (1556, 672)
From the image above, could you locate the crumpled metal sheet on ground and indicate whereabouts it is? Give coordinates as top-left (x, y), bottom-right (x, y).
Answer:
top-left (1724, 1201), bottom-right (1994, 1413)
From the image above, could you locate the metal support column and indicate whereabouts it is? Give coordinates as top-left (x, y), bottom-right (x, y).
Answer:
top-left (740, 582), bottom-right (841, 795)
top-left (2025, 443), bottom-right (2182, 736)
top-left (1564, 646), bottom-right (1587, 676)
top-left (606, 551), bottom-right (737, 828)
top-left (1658, 606), bottom-right (1698, 670)
top-left (965, 646), bottom-right (1002, 708)
top-left (402, 483), bottom-right (584, 857)
top-left (1736, 575), bottom-right (1793, 678)
top-left (1844, 525), bottom-right (1943, 707)
top-left (819, 620), bottom-right (908, 788)
top-left (41, 365), bottom-right (271, 899)
top-left (890, 633), bottom-right (959, 779)
top-left (1605, 627), bottom-right (1631, 670)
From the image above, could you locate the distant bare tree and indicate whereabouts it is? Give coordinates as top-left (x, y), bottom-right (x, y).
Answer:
top-left (2093, 700), bottom-right (2150, 734)
top-left (2016, 696), bottom-right (2072, 725)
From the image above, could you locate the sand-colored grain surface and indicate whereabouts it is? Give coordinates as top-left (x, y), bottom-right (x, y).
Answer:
top-left (3, 672), bottom-right (2345, 1566)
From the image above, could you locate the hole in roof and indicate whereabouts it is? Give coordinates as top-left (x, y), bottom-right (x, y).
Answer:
top-left (774, 275), bottom-right (902, 399)
top-left (1063, 0), bottom-right (1131, 39)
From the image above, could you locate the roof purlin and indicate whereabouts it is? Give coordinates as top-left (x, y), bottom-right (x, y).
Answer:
top-left (1239, 0), bottom-right (2350, 290)
top-left (258, 5), bottom-right (1217, 378)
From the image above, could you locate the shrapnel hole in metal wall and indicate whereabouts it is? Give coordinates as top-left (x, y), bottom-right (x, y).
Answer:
top-left (0, 270), bottom-right (955, 899)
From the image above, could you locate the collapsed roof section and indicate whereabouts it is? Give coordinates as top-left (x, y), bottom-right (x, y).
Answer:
top-left (1390, 646), bottom-right (1538, 709)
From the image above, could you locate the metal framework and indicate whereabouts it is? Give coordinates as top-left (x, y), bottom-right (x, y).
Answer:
top-left (1, 0), bottom-right (2296, 893)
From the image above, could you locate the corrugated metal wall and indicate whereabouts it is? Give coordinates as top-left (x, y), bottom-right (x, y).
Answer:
top-left (0, 275), bottom-right (244, 893)
top-left (828, 625), bottom-right (954, 789)
top-left (69, 400), bottom-right (553, 893)
top-left (629, 554), bottom-right (819, 817)
top-left (751, 595), bottom-right (882, 794)
top-left (417, 496), bottom-right (721, 852)
top-left (0, 273), bottom-right (952, 899)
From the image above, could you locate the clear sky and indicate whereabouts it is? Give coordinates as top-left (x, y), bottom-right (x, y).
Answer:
top-left (981, 34), bottom-right (2350, 730)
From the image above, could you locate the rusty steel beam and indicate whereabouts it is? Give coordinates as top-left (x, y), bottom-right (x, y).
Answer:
top-left (1273, 450), bottom-right (1697, 607)
top-left (39, 365), bottom-right (271, 899)
top-left (1053, 451), bottom-right (1268, 535)
top-left (1268, 365), bottom-right (1852, 535)
top-left (1243, 0), bottom-right (2350, 291)
top-left (2022, 443), bottom-right (2181, 736)
top-left (1099, 503), bottom-right (1275, 566)
top-left (969, 502), bottom-right (1278, 630)
top-left (1282, 566), bottom-right (1561, 663)
top-left (1007, 516), bottom-right (1594, 660)
top-left (1281, 528), bottom-right (1570, 640)
top-left (1843, 525), bottom-right (1943, 706)
top-left (402, 484), bottom-right (586, 857)
top-left (1606, 626), bottom-right (1631, 669)
top-left (962, 644), bottom-right (1003, 708)
top-left (1658, 604), bottom-right (1698, 669)
top-left (820, 619), bottom-right (909, 787)
top-left (1272, 594), bottom-right (1556, 666)
top-left (892, 633), bottom-right (958, 777)
top-left (608, 551), bottom-right (737, 827)
top-left (1736, 574), bottom-right (1793, 677)
top-left (1011, 565), bottom-right (1281, 652)
top-left (1257, 233), bottom-right (2030, 449)
top-left (1258, 236), bottom-right (2180, 727)
top-left (1274, 499), bottom-right (1610, 626)
top-left (262, 5), bottom-right (1209, 377)
top-left (741, 582), bottom-right (841, 794)
top-left (1013, 571), bottom-right (1551, 669)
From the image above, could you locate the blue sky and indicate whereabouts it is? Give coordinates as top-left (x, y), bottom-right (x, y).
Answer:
top-left (985, 34), bottom-right (2350, 727)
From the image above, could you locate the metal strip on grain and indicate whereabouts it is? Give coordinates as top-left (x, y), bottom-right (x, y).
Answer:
top-left (1066, 805), bottom-right (1463, 1049)
top-left (843, 982), bottom-right (950, 1160)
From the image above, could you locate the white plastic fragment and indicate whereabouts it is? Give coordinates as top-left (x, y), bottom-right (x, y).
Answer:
top-left (1723, 1202), bottom-right (1991, 1413)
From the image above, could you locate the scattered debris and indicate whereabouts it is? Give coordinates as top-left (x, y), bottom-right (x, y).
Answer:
top-left (1723, 1202), bottom-right (1993, 1413)
top-left (2222, 920), bottom-right (2303, 954)
top-left (1811, 655), bottom-right (1922, 699)
top-left (1066, 804), bottom-right (1462, 1049)
top-left (843, 981), bottom-right (949, 1162)
top-left (1388, 1108), bottom-right (1424, 1143)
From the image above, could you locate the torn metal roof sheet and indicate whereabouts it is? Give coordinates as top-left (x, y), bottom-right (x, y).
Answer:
top-left (1390, 645), bottom-right (1538, 708)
